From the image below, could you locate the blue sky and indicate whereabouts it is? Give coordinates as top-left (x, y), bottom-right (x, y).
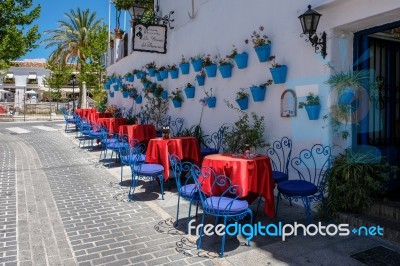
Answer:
top-left (21, 0), bottom-right (114, 60)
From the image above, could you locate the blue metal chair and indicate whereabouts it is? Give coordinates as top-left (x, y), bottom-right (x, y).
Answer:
top-left (267, 137), bottom-right (293, 184)
top-left (168, 154), bottom-right (200, 232)
top-left (129, 143), bottom-right (164, 200)
top-left (118, 139), bottom-right (145, 184)
top-left (192, 165), bottom-right (252, 257)
top-left (61, 108), bottom-right (78, 132)
top-left (200, 124), bottom-right (229, 157)
top-left (275, 144), bottom-right (332, 224)
top-left (103, 134), bottom-right (128, 167)
top-left (169, 117), bottom-right (184, 136)
top-left (87, 123), bottom-right (104, 150)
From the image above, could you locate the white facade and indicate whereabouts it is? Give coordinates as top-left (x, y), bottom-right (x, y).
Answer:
top-left (106, 0), bottom-right (400, 156)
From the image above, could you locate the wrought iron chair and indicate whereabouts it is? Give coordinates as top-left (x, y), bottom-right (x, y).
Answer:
top-left (61, 108), bottom-right (78, 132)
top-left (103, 134), bottom-right (128, 167)
top-left (200, 124), bottom-right (229, 157)
top-left (87, 123), bottom-right (104, 150)
top-left (118, 139), bottom-right (145, 184)
top-left (169, 117), bottom-right (184, 136)
top-left (129, 143), bottom-right (164, 200)
top-left (192, 165), bottom-right (252, 257)
top-left (267, 137), bottom-right (293, 184)
top-left (168, 154), bottom-right (200, 232)
top-left (275, 144), bottom-right (332, 224)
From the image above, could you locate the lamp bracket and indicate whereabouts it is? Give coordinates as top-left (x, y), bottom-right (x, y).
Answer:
top-left (300, 31), bottom-right (327, 59)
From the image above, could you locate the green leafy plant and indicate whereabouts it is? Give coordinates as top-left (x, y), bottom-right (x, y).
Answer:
top-left (245, 26), bottom-right (271, 48)
top-left (236, 88), bottom-right (249, 100)
top-left (325, 70), bottom-right (369, 93)
top-left (167, 64), bottom-right (177, 71)
top-left (298, 92), bottom-right (320, 108)
top-left (269, 55), bottom-right (282, 68)
top-left (113, 0), bottom-right (134, 10)
top-left (186, 83), bottom-right (194, 88)
top-left (181, 55), bottom-right (188, 64)
top-left (171, 87), bottom-right (184, 102)
top-left (145, 61), bottom-right (156, 69)
top-left (226, 45), bottom-right (238, 59)
top-left (254, 80), bottom-right (273, 89)
top-left (202, 54), bottom-right (217, 67)
top-left (190, 54), bottom-right (203, 61)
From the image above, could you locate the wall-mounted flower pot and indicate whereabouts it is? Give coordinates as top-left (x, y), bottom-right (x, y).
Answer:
top-left (142, 82), bottom-right (150, 89)
top-left (219, 64), bottom-right (232, 79)
top-left (108, 77), bottom-right (115, 84)
top-left (305, 105), bottom-right (321, 120)
top-left (270, 65), bottom-right (288, 84)
top-left (234, 52), bottom-right (248, 69)
top-left (159, 70), bottom-right (168, 79)
top-left (135, 95), bottom-right (142, 104)
top-left (207, 97), bottom-right (216, 108)
top-left (122, 91), bottom-right (129, 98)
top-left (135, 71), bottom-right (145, 79)
top-left (161, 91), bottom-right (168, 100)
top-left (254, 44), bottom-right (271, 62)
top-left (196, 75), bottom-right (205, 86)
top-left (104, 83), bottom-right (111, 90)
top-left (205, 64), bottom-right (217, 78)
top-left (172, 99), bottom-right (182, 108)
top-left (236, 97), bottom-right (249, 110)
top-left (113, 84), bottom-right (120, 91)
top-left (109, 92), bottom-right (115, 98)
top-left (184, 86), bottom-right (195, 98)
top-left (250, 86), bottom-right (266, 102)
top-left (156, 72), bottom-right (163, 81)
top-left (125, 75), bottom-right (134, 82)
top-left (191, 59), bottom-right (202, 72)
top-left (338, 87), bottom-right (355, 106)
top-left (179, 63), bottom-right (190, 75)
top-left (147, 68), bottom-right (156, 77)
top-left (169, 69), bottom-right (179, 79)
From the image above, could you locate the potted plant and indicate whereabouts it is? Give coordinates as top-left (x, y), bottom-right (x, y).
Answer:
top-left (167, 64), bottom-right (179, 79)
top-left (245, 26), bottom-right (271, 62)
top-left (227, 45), bottom-right (248, 69)
top-left (124, 72), bottom-right (134, 82)
top-left (171, 88), bottom-right (184, 108)
top-left (133, 69), bottom-right (145, 79)
top-left (202, 54), bottom-right (217, 78)
top-left (190, 54), bottom-right (203, 72)
top-left (121, 84), bottom-right (130, 98)
top-left (250, 80), bottom-right (273, 102)
top-left (298, 92), bottom-right (321, 120)
top-left (184, 83), bottom-right (195, 99)
top-left (235, 88), bottom-right (249, 110)
top-left (158, 66), bottom-right (168, 80)
top-left (218, 55), bottom-right (233, 79)
top-left (114, 28), bottom-right (124, 39)
top-left (269, 56), bottom-right (288, 84)
top-left (113, 0), bottom-right (133, 10)
top-left (179, 55), bottom-right (190, 75)
top-left (196, 70), bottom-right (206, 86)
top-left (145, 61), bottom-right (157, 77)
top-left (203, 87), bottom-right (216, 108)
top-left (140, 77), bottom-right (151, 89)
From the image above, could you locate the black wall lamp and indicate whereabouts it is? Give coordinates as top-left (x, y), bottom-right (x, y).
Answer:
top-left (298, 5), bottom-right (327, 59)
top-left (129, 0), bottom-right (175, 29)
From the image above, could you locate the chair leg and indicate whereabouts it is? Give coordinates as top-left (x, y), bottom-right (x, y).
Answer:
top-left (186, 199), bottom-right (193, 234)
top-left (120, 164), bottom-right (123, 184)
top-left (197, 213), bottom-right (206, 250)
top-left (254, 194), bottom-right (263, 219)
top-left (246, 211), bottom-right (253, 247)
top-left (275, 192), bottom-right (281, 217)
top-left (302, 197), bottom-right (312, 225)
top-left (195, 201), bottom-right (199, 217)
top-left (175, 194), bottom-right (181, 228)
top-left (129, 174), bottom-right (138, 199)
top-left (159, 175), bottom-right (164, 200)
top-left (220, 216), bottom-right (228, 257)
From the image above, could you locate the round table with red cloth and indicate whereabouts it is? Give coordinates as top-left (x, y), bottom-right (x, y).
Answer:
top-left (74, 108), bottom-right (96, 120)
top-left (89, 112), bottom-right (113, 124)
top-left (118, 124), bottom-right (156, 142)
top-left (145, 137), bottom-right (201, 180)
top-left (202, 154), bottom-right (275, 218)
top-left (97, 117), bottom-right (127, 134)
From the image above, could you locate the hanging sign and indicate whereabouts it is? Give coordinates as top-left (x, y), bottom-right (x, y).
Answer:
top-left (132, 24), bottom-right (167, 54)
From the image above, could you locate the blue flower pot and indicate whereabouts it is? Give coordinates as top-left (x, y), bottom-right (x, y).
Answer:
top-left (104, 83), bottom-right (111, 90)
top-left (270, 65), bottom-right (288, 84)
top-left (108, 77), bottom-right (115, 84)
top-left (305, 105), bottom-right (321, 120)
top-left (184, 86), bottom-right (195, 98)
top-left (125, 74), bottom-right (134, 82)
top-left (172, 99), bottom-right (182, 108)
top-left (191, 59), bottom-right (202, 72)
top-left (250, 86), bottom-right (267, 102)
top-left (234, 52), bottom-right (248, 69)
top-left (338, 87), bottom-right (355, 105)
top-left (179, 63), bottom-right (190, 75)
top-left (161, 91), bottom-right (168, 100)
top-left (236, 97), bottom-right (249, 110)
top-left (136, 71), bottom-right (145, 79)
top-left (159, 70), bottom-right (168, 79)
top-left (218, 64), bottom-right (232, 79)
top-left (207, 97), bottom-right (216, 108)
top-left (122, 91), bottom-right (129, 98)
top-left (196, 75), bottom-right (205, 86)
top-left (169, 69), bottom-right (179, 79)
top-left (113, 84), bottom-right (120, 91)
top-left (109, 92), bottom-right (114, 98)
top-left (156, 72), bottom-right (163, 81)
top-left (254, 44), bottom-right (271, 62)
top-left (142, 82), bottom-right (150, 89)
top-left (205, 64), bottom-right (217, 78)
top-left (147, 68), bottom-right (156, 77)
top-left (135, 95), bottom-right (142, 104)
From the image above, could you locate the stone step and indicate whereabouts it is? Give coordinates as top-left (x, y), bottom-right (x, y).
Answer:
top-left (363, 201), bottom-right (400, 223)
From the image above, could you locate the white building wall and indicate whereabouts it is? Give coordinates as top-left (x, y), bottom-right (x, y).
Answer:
top-left (106, 0), bottom-right (400, 155)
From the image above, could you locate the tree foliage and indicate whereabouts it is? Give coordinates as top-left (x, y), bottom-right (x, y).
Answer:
top-left (0, 0), bottom-right (41, 69)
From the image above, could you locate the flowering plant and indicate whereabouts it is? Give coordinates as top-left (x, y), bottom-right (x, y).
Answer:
top-left (114, 28), bottom-right (124, 34)
top-left (140, 77), bottom-right (151, 84)
top-left (181, 55), bottom-right (188, 64)
top-left (132, 69), bottom-right (141, 74)
top-left (202, 54), bottom-right (217, 67)
top-left (226, 45), bottom-right (238, 59)
top-left (253, 79), bottom-right (273, 89)
top-left (171, 88), bottom-right (184, 102)
top-left (269, 55), bottom-right (282, 68)
top-left (104, 104), bottom-right (122, 118)
top-left (245, 26), bottom-right (271, 48)
top-left (218, 55), bottom-right (233, 66)
top-left (167, 64), bottom-right (177, 71)
top-left (147, 83), bottom-right (164, 96)
top-left (199, 87), bottom-right (214, 106)
top-left (190, 54), bottom-right (204, 61)
top-left (128, 87), bottom-right (139, 99)
top-left (157, 66), bottom-right (167, 71)
top-left (145, 61), bottom-right (156, 69)
top-left (236, 88), bottom-right (249, 100)
top-left (196, 70), bottom-right (206, 78)
top-left (186, 83), bottom-right (194, 88)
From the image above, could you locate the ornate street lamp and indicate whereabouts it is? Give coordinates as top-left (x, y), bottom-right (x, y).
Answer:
top-left (129, 0), bottom-right (146, 23)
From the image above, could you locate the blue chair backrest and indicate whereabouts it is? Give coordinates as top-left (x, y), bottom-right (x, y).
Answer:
top-left (291, 144), bottom-right (332, 191)
top-left (170, 117), bottom-right (184, 136)
top-left (129, 143), bottom-right (148, 172)
top-left (169, 153), bottom-right (197, 192)
top-left (203, 124), bottom-right (230, 151)
top-left (120, 139), bottom-right (142, 157)
top-left (267, 137), bottom-right (292, 174)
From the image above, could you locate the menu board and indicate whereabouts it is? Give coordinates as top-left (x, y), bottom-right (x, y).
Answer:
top-left (132, 24), bottom-right (167, 54)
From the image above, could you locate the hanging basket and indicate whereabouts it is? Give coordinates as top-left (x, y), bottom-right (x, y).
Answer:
top-left (184, 86), bottom-right (195, 98)
top-left (338, 87), bottom-right (355, 106)
top-left (250, 86), bottom-right (267, 102)
top-left (172, 99), bottom-right (182, 108)
top-left (191, 59), bottom-right (203, 72)
top-left (234, 52), bottom-right (249, 69)
top-left (122, 91), bottom-right (129, 98)
top-left (135, 95), bottom-right (142, 104)
top-left (270, 65), bottom-right (288, 84)
top-left (207, 97), bottom-right (216, 108)
top-left (305, 105), bottom-right (321, 120)
top-left (179, 63), bottom-right (190, 75)
top-left (159, 70), bottom-right (168, 79)
top-left (205, 64), bottom-right (217, 78)
top-left (254, 44), bottom-right (271, 62)
top-left (169, 69), bottom-right (179, 79)
top-left (236, 97), bottom-right (249, 110)
top-left (196, 75), bottom-right (205, 86)
top-left (147, 68), bottom-right (156, 77)
top-left (218, 64), bottom-right (232, 79)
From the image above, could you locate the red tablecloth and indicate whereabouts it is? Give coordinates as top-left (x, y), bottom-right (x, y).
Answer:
top-left (75, 108), bottom-right (96, 120)
top-left (89, 112), bottom-right (113, 124)
top-left (145, 137), bottom-right (201, 180)
top-left (202, 154), bottom-right (275, 217)
top-left (118, 124), bottom-right (156, 142)
top-left (97, 118), bottom-right (127, 134)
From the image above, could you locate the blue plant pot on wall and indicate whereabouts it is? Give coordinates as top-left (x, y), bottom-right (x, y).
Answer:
top-left (196, 75), bottom-right (205, 86)
top-left (218, 64), bottom-right (232, 78)
top-left (236, 97), bottom-right (249, 110)
top-left (270, 65), bottom-right (288, 84)
top-left (234, 52), bottom-right (248, 69)
top-left (250, 86), bottom-right (266, 102)
top-left (305, 105), bottom-right (321, 120)
top-left (113, 84), bottom-right (120, 91)
top-left (172, 99), bottom-right (182, 108)
top-left (159, 70), bottom-right (168, 79)
top-left (124, 75), bottom-right (134, 82)
top-left (207, 97), bottom-right (216, 108)
top-left (161, 91), bottom-right (168, 100)
top-left (254, 44), bottom-right (271, 62)
top-left (142, 82), bottom-right (150, 89)
top-left (156, 72), bottom-right (163, 81)
top-left (122, 91), bottom-right (129, 98)
top-left (104, 83), bottom-right (110, 90)
top-left (135, 95), bottom-right (142, 104)
top-left (169, 69), bottom-right (179, 79)
top-left (147, 68), bottom-right (156, 77)
top-left (338, 87), bottom-right (355, 105)
top-left (136, 71), bottom-right (145, 79)
top-left (205, 64), bottom-right (217, 78)
top-left (191, 59), bottom-right (202, 72)
top-left (109, 92), bottom-right (114, 98)
top-left (184, 86), bottom-right (195, 98)
top-left (179, 63), bottom-right (190, 75)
